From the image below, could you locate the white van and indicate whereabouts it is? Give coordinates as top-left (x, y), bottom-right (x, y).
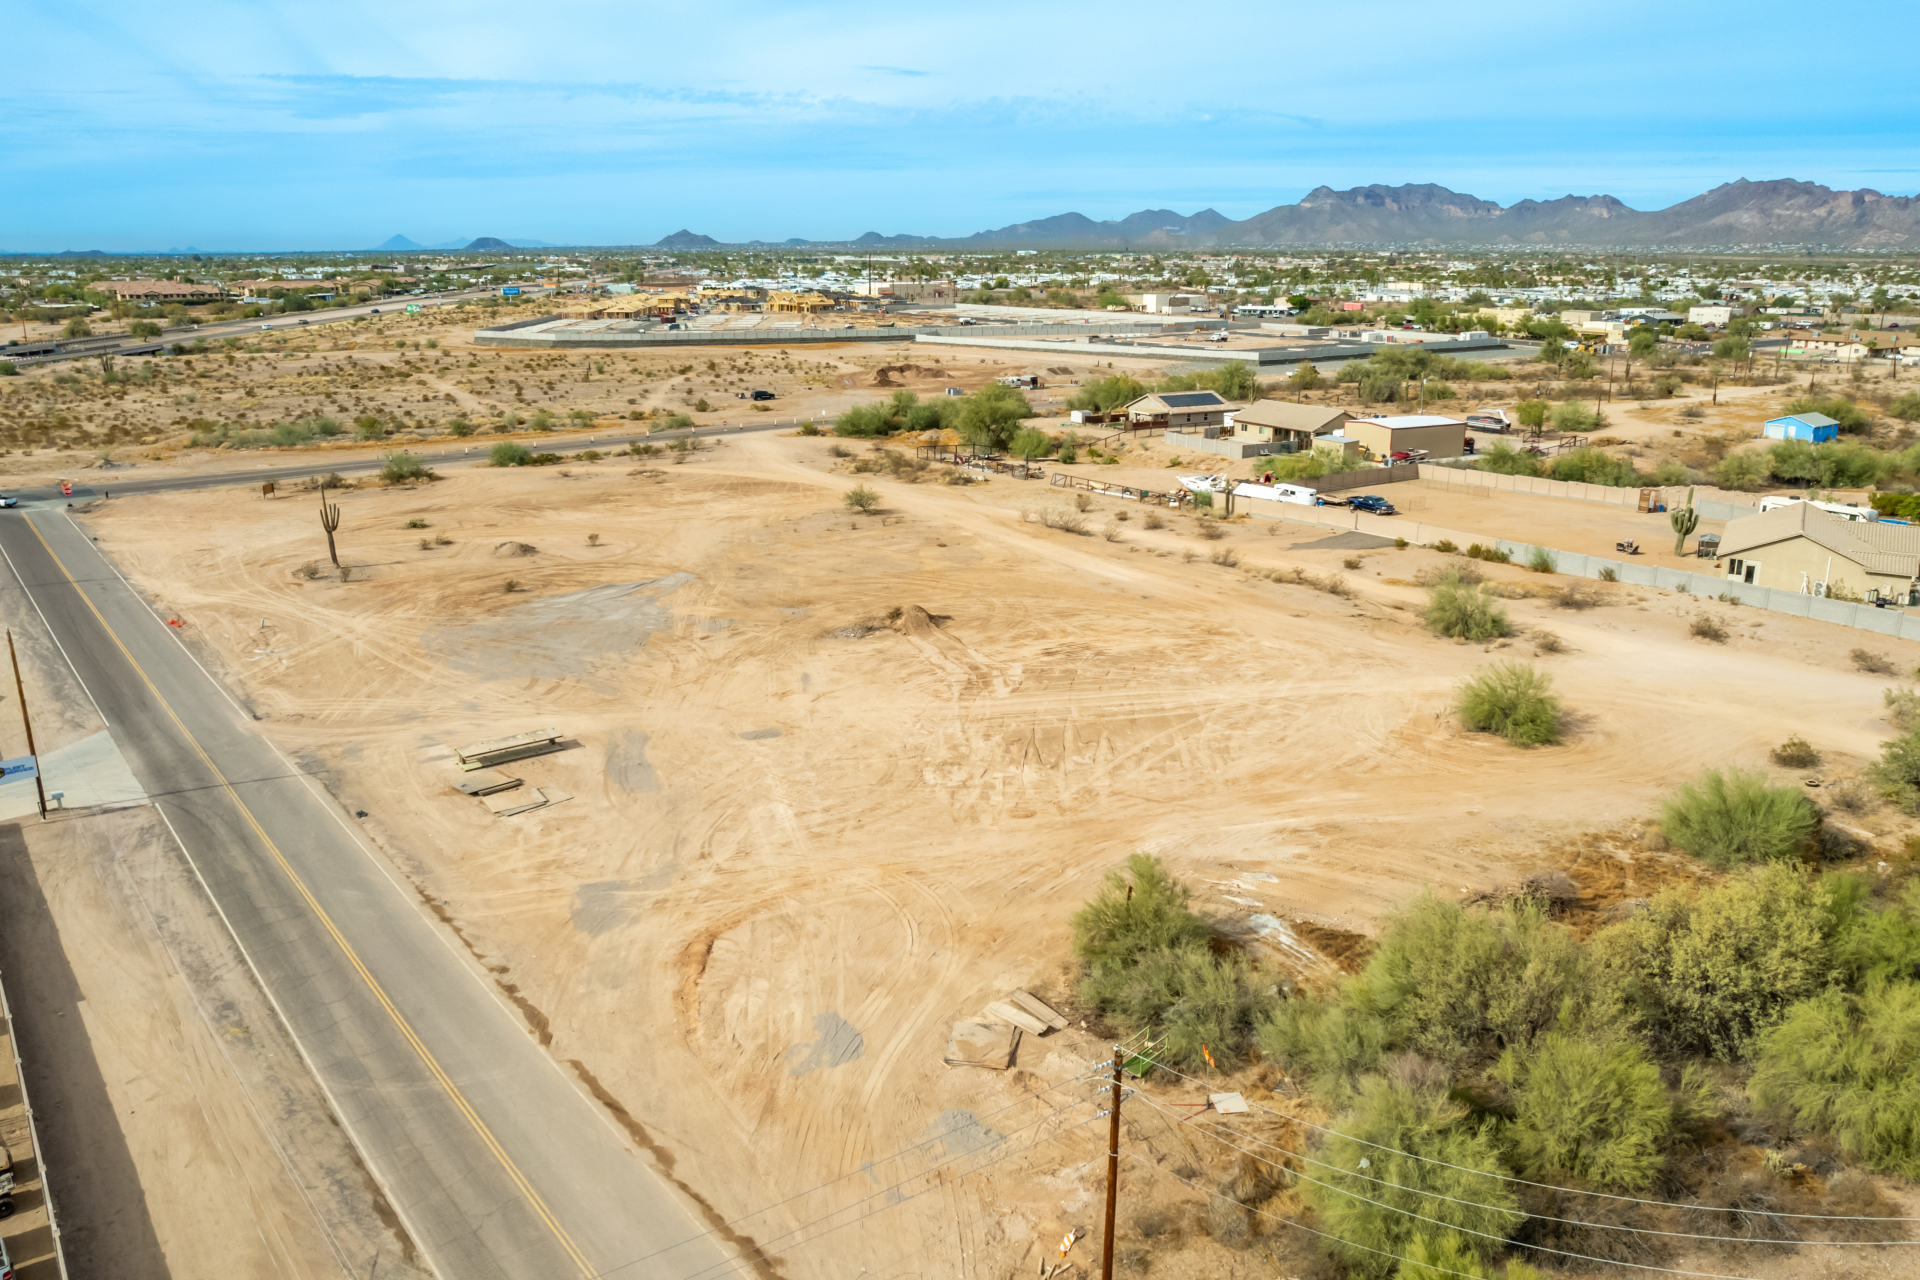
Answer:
top-left (1234, 481), bottom-right (1317, 506)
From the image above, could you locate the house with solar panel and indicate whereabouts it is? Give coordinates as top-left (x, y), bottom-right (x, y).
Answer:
top-left (1123, 390), bottom-right (1235, 431)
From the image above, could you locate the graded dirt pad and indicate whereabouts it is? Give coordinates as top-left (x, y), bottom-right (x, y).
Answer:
top-left (71, 435), bottom-right (1920, 1278)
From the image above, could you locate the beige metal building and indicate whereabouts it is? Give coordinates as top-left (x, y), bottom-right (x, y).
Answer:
top-left (1343, 414), bottom-right (1466, 460)
top-left (1226, 401), bottom-right (1351, 451)
top-left (1717, 502), bottom-right (1920, 604)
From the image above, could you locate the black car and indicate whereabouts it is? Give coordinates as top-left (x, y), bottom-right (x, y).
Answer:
top-left (1348, 494), bottom-right (1397, 516)
top-left (749, 389), bottom-right (775, 401)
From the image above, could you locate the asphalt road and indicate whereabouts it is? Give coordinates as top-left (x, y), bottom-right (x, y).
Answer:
top-left (0, 507), bottom-right (735, 1279)
top-left (10, 285), bottom-right (547, 367)
top-left (5, 416), bottom-right (804, 503)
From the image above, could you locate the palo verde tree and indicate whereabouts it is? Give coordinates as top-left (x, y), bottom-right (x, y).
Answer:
top-left (319, 482), bottom-right (342, 568)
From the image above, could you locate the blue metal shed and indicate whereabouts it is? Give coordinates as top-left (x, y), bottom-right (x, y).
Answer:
top-left (1764, 412), bottom-right (1840, 442)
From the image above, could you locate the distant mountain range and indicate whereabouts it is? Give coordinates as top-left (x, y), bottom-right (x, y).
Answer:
top-left (663, 179), bottom-right (1920, 251)
top-left (376, 234), bottom-right (557, 252)
top-left (937, 180), bottom-right (1920, 250)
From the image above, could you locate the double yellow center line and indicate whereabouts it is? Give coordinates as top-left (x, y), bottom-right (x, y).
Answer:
top-left (23, 516), bottom-right (596, 1278)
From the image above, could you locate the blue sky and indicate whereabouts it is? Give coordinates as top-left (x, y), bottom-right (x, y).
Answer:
top-left (7, 1), bottom-right (1918, 251)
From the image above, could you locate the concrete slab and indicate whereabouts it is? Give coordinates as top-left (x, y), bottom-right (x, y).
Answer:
top-left (0, 730), bottom-right (146, 821)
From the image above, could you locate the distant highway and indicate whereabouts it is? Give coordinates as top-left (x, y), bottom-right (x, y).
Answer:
top-left (5, 415), bottom-right (805, 503)
top-left (6, 284), bottom-right (552, 368)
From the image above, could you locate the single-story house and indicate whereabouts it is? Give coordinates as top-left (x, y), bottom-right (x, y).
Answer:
top-left (1124, 390), bottom-right (1233, 430)
top-left (1797, 331), bottom-right (1920, 362)
top-left (92, 279), bottom-right (228, 303)
top-left (1225, 401), bottom-right (1351, 453)
top-left (1718, 501), bottom-right (1920, 604)
top-left (1764, 412), bottom-right (1840, 442)
top-left (1343, 414), bottom-right (1467, 461)
top-left (1688, 305), bottom-right (1736, 327)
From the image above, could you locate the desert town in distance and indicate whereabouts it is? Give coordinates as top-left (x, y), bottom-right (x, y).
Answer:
top-left (6, 10), bottom-right (1920, 1280)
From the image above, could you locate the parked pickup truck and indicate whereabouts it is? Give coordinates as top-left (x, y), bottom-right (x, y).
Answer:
top-left (1347, 494), bottom-right (1398, 516)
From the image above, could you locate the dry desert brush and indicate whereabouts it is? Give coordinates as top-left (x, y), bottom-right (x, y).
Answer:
top-left (1457, 661), bottom-right (1562, 746)
top-left (1423, 571), bottom-right (1511, 641)
top-left (1770, 735), bottom-right (1822, 769)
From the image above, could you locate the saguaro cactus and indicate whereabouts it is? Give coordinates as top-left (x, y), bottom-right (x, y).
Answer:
top-left (1670, 485), bottom-right (1699, 555)
top-left (319, 483), bottom-right (342, 568)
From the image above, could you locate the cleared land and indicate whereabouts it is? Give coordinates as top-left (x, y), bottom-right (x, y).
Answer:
top-left (55, 429), bottom-right (1920, 1277)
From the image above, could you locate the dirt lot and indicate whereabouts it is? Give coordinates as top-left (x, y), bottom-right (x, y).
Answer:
top-left (52, 431), bottom-right (1920, 1277)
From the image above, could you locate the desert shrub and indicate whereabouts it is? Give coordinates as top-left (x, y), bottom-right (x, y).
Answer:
top-left (1361, 896), bottom-right (1584, 1063)
top-left (842, 484), bottom-right (880, 514)
top-left (1257, 994), bottom-right (1390, 1092)
top-left (1590, 865), bottom-right (1833, 1060)
top-left (1889, 391), bottom-right (1920, 424)
top-left (1770, 735), bottom-right (1821, 768)
top-left (1551, 445), bottom-right (1636, 486)
top-left (502, 578), bottom-right (519, 593)
top-left (1424, 573), bottom-right (1511, 641)
top-left (489, 441), bottom-right (532, 467)
top-left (1715, 452), bottom-right (1768, 489)
top-left (1417, 562), bottom-right (1482, 587)
top-left (1476, 441), bottom-right (1541, 477)
top-left (405, 517), bottom-right (428, 530)
top-left (1143, 512), bottom-right (1164, 530)
top-left (1196, 520), bottom-right (1225, 540)
top-left (379, 452), bottom-right (431, 483)
top-left (1597, 566), bottom-right (1619, 582)
top-left (1433, 539), bottom-right (1457, 554)
top-left (1208, 547), bottom-right (1239, 567)
top-left (1343, 555), bottom-right (1363, 570)
top-left (1531, 629), bottom-right (1564, 654)
top-left (1515, 399), bottom-right (1549, 428)
top-left (1457, 662), bottom-right (1562, 747)
top-left (1071, 852), bottom-right (1211, 971)
top-left (1689, 614), bottom-right (1728, 643)
top-left (1831, 879), bottom-right (1920, 987)
top-left (1494, 1032), bottom-right (1673, 1190)
top-left (1660, 768), bottom-right (1817, 868)
top-left (1851, 648), bottom-right (1895, 675)
top-left (1089, 942), bottom-right (1271, 1067)
top-left (1301, 1073), bottom-right (1524, 1277)
top-left (1749, 980), bottom-right (1920, 1178)
top-left (1525, 547), bottom-right (1556, 574)
top-left (1867, 726), bottom-right (1920, 808)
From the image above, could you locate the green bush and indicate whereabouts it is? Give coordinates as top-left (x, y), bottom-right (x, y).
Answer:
top-left (1831, 879), bottom-right (1920, 987)
top-left (1071, 852), bottom-right (1211, 969)
top-left (1525, 547), bottom-right (1556, 574)
top-left (1550, 401), bottom-right (1599, 433)
top-left (1515, 399), bottom-right (1549, 428)
top-left (1869, 726), bottom-right (1920, 809)
top-left (489, 441), bottom-right (532, 467)
top-left (1399, 1232), bottom-right (1543, 1280)
top-left (1714, 452), bottom-right (1767, 489)
top-left (1425, 573), bottom-right (1510, 641)
top-left (1494, 1032), bottom-right (1673, 1190)
top-left (1256, 993), bottom-right (1389, 1094)
top-left (1589, 865), bottom-right (1834, 1059)
top-left (379, 452), bottom-right (431, 483)
top-left (1659, 768), bottom-right (1817, 867)
top-left (1890, 391), bottom-right (1920, 424)
top-left (1550, 446), bottom-right (1638, 487)
top-left (842, 484), bottom-right (880, 514)
top-left (1475, 442), bottom-right (1540, 477)
top-left (1749, 980), bottom-right (1920, 1178)
top-left (1457, 662), bottom-right (1562, 747)
top-left (1301, 1074), bottom-right (1523, 1277)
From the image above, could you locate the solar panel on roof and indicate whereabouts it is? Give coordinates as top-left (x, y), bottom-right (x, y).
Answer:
top-left (1159, 392), bottom-right (1224, 407)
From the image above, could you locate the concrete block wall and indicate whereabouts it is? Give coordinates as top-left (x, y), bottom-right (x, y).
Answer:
top-left (1418, 463), bottom-right (1760, 523)
top-left (1239, 506), bottom-right (1920, 639)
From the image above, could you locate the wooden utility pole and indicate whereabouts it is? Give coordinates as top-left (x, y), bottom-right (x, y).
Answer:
top-left (7, 630), bottom-right (48, 820)
top-left (1101, 1046), bottom-right (1124, 1280)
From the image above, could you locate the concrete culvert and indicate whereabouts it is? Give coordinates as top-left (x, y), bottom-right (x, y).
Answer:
top-left (493, 541), bottom-right (539, 557)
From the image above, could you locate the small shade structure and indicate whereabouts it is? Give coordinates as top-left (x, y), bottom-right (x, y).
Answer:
top-left (1764, 412), bottom-right (1840, 442)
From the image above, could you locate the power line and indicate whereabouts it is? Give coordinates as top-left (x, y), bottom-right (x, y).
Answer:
top-left (1127, 1051), bottom-right (1920, 1223)
top-left (588, 1064), bottom-right (1107, 1277)
top-left (677, 1099), bottom-right (1110, 1280)
top-left (1129, 1090), bottom-right (1916, 1250)
top-left (1128, 1155), bottom-right (1771, 1280)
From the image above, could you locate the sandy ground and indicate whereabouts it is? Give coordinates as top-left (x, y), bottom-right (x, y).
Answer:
top-left (47, 431), bottom-right (1920, 1278)
top-left (0, 595), bottom-right (430, 1280)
